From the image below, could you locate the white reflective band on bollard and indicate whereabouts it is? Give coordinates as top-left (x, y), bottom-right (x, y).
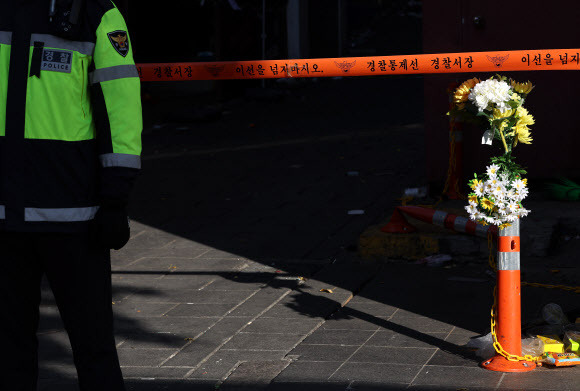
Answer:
top-left (432, 210), bottom-right (447, 227)
top-left (497, 252), bottom-right (520, 270)
top-left (497, 219), bottom-right (520, 271)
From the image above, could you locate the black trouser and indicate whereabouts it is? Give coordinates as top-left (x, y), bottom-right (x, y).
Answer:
top-left (0, 231), bottom-right (125, 391)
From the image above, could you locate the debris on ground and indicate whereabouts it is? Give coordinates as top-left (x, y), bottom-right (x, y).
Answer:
top-left (416, 254), bottom-right (452, 267)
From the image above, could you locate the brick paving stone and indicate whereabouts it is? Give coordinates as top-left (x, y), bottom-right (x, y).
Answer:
top-left (122, 230), bottom-right (183, 250)
top-left (113, 302), bottom-right (178, 317)
top-left (243, 317), bottom-right (323, 334)
top-left (497, 367), bottom-right (580, 390)
top-left (115, 315), bottom-right (219, 335)
top-left (125, 379), bottom-right (218, 391)
top-left (330, 362), bottom-right (422, 383)
top-left (163, 303), bottom-right (238, 317)
top-left (125, 257), bottom-right (248, 272)
top-left (121, 366), bottom-right (194, 379)
top-left (188, 350), bottom-right (288, 380)
top-left (118, 348), bottom-right (178, 367)
top-left (349, 346), bottom-right (437, 365)
top-left (126, 289), bottom-right (256, 304)
top-left (221, 332), bottom-right (306, 351)
top-left (425, 348), bottom-right (480, 367)
top-left (273, 361), bottom-right (343, 382)
top-left (121, 275), bottom-right (216, 291)
top-left (289, 344), bottom-right (359, 362)
top-left (411, 366), bottom-right (503, 388)
top-left (162, 317), bottom-right (253, 367)
top-left (202, 275), bottom-right (272, 291)
top-left (365, 330), bottom-right (449, 349)
top-left (387, 315), bottom-right (455, 334)
top-left (321, 314), bottom-right (382, 331)
top-left (268, 382), bottom-right (349, 391)
top-left (301, 329), bottom-right (374, 346)
top-left (341, 302), bottom-right (399, 318)
top-left (117, 332), bottom-right (193, 349)
top-left (227, 287), bottom-right (291, 317)
top-left (220, 360), bottom-right (291, 388)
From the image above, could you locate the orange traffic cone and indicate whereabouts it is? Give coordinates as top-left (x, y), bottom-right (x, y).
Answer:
top-left (481, 219), bottom-right (536, 372)
top-left (382, 206), bottom-right (497, 238)
top-left (381, 207), bottom-right (416, 233)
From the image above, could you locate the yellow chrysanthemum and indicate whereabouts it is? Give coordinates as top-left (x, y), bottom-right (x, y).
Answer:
top-left (499, 222), bottom-right (512, 230)
top-left (454, 78), bottom-right (480, 109)
top-left (510, 106), bottom-right (534, 145)
top-left (493, 108), bottom-right (514, 119)
top-left (468, 195), bottom-right (478, 204)
top-left (481, 198), bottom-right (494, 210)
top-left (510, 80), bottom-right (534, 94)
top-left (522, 178), bottom-right (528, 186)
top-left (516, 107), bottom-right (534, 126)
top-left (470, 179), bottom-right (482, 191)
top-left (479, 220), bottom-right (488, 226)
top-left (514, 126), bottom-right (533, 145)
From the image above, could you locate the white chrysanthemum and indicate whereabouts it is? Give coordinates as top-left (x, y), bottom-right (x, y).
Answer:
top-left (468, 79), bottom-right (512, 112)
top-left (498, 205), bottom-right (510, 216)
top-left (484, 181), bottom-right (495, 195)
top-left (485, 215), bottom-right (496, 224)
top-left (474, 182), bottom-right (485, 197)
top-left (500, 173), bottom-right (510, 182)
top-left (515, 188), bottom-right (529, 201)
top-left (507, 202), bottom-right (519, 213)
top-left (505, 214), bottom-right (518, 222)
top-left (486, 164), bottom-right (500, 178)
top-left (518, 208), bottom-right (530, 217)
top-left (512, 179), bottom-right (526, 191)
top-left (492, 185), bottom-right (506, 200)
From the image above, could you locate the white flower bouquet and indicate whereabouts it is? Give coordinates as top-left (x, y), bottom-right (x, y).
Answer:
top-left (466, 164), bottom-right (530, 229)
top-left (450, 75), bottom-right (535, 228)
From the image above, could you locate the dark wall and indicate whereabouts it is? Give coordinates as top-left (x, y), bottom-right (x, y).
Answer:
top-left (424, 0), bottom-right (580, 181)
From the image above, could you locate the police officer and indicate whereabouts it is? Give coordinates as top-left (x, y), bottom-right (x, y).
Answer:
top-left (0, 0), bottom-right (142, 389)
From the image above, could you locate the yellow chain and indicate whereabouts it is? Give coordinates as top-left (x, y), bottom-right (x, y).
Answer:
top-left (521, 282), bottom-right (580, 294)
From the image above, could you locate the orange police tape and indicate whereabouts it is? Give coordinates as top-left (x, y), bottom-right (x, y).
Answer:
top-left (137, 48), bottom-right (580, 81)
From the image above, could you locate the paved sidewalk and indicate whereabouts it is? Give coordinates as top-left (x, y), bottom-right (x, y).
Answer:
top-left (36, 78), bottom-right (579, 390)
top-left (37, 222), bottom-right (579, 391)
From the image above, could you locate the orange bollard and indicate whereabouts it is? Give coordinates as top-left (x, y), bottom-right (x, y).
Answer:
top-left (482, 219), bottom-right (536, 372)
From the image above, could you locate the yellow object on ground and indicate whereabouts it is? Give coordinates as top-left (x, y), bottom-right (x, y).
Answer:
top-left (565, 331), bottom-right (580, 353)
top-left (537, 335), bottom-right (565, 353)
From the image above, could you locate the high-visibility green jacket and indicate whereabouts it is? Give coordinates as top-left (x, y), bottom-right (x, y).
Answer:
top-left (0, 0), bottom-right (142, 232)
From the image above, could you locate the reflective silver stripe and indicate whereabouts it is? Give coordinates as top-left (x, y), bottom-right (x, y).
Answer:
top-left (25, 207), bottom-right (99, 222)
top-left (91, 65), bottom-right (139, 84)
top-left (498, 252), bottom-right (520, 270)
top-left (0, 205), bottom-right (5, 219)
top-left (100, 153), bottom-right (141, 169)
top-left (0, 31), bottom-right (12, 45)
top-left (432, 210), bottom-right (447, 227)
top-left (475, 224), bottom-right (489, 238)
top-left (499, 219), bottom-right (520, 237)
top-left (30, 34), bottom-right (94, 56)
top-left (453, 216), bottom-right (468, 232)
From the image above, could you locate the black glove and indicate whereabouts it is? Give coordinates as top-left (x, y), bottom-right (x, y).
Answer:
top-left (93, 204), bottom-right (130, 250)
